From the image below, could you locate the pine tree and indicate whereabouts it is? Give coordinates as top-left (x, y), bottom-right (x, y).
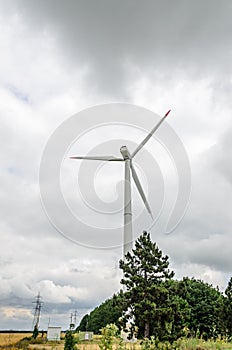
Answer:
top-left (119, 231), bottom-right (174, 338)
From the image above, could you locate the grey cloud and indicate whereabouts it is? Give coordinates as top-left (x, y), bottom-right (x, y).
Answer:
top-left (0, 249), bottom-right (121, 329)
top-left (4, 0), bottom-right (232, 97)
top-left (0, 0), bottom-right (232, 330)
top-left (211, 128), bottom-right (232, 185)
top-left (156, 128), bottom-right (232, 276)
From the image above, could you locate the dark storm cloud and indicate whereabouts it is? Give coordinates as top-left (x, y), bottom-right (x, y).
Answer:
top-left (6, 0), bottom-right (232, 96)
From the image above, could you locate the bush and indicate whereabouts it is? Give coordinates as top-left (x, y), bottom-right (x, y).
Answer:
top-left (14, 337), bottom-right (31, 350)
top-left (64, 331), bottom-right (78, 350)
top-left (99, 324), bottom-right (125, 350)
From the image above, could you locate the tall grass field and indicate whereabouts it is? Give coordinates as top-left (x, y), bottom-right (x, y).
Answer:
top-left (1, 333), bottom-right (232, 350)
top-left (0, 333), bottom-right (32, 346)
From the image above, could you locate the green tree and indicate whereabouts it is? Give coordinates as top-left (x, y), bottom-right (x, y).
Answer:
top-left (158, 279), bottom-right (191, 341)
top-left (176, 277), bottom-right (224, 339)
top-left (76, 314), bottom-right (89, 332)
top-left (224, 277), bottom-right (232, 338)
top-left (77, 296), bottom-right (124, 334)
top-left (225, 277), bottom-right (232, 301)
top-left (119, 231), bottom-right (174, 339)
top-left (64, 331), bottom-right (77, 350)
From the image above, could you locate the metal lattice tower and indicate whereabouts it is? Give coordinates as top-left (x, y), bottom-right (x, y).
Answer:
top-left (73, 310), bottom-right (77, 326)
top-left (32, 292), bottom-right (43, 329)
top-left (69, 310), bottom-right (77, 330)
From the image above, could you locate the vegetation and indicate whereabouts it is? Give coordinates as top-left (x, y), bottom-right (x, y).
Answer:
top-left (77, 297), bottom-right (124, 334)
top-left (78, 232), bottom-right (232, 343)
top-left (118, 232), bottom-right (232, 341)
top-left (32, 325), bottom-right (39, 339)
top-left (5, 234), bottom-right (231, 350)
top-left (175, 277), bottom-right (224, 339)
top-left (141, 337), bottom-right (232, 350)
top-left (2, 332), bottom-right (232, 350)
top-left (0, 333), bottom-right (32, 347)
top-left (99, 323), bottom-right (121, 350)
top-left (10, 334), bottom-right (46, 349)
top-left (224, 277), bottom-right (232, 338)
top-left (64, 330), bottom-right (77, 350)
top-left (119, 231), bottom-right (174, 339)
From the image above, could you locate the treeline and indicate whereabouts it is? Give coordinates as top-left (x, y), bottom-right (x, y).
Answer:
top-left (77, 232), bottom-right (232, 341)
top-left (0, 331), bottom-right (32, 333)
top-left (77, 297), bottom-right (122, 334)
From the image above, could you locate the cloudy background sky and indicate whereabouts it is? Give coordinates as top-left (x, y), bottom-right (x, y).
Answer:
top-left (1, 0), bottom-right (232, 330)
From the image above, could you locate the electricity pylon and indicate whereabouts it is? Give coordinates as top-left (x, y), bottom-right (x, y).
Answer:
top-left (32, 292), bottom-right (43, 330)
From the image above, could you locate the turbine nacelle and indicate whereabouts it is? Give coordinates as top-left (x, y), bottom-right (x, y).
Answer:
top-left (120, 146), bottom-right (131, 160)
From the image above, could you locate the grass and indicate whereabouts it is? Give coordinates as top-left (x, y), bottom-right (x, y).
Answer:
top-left (173, 338), bottom-right (232, 350)
top-left (75, 338), bottom-right (232, 350)
top-left (0, 333), bottom-right (32, 346)
top-left (1, 333), bottom-right (232, 350)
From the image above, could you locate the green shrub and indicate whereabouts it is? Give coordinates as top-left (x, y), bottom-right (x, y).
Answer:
top-left (64, 331), bottom-right (78, 350)
top-left (99, 323), bottom-right (125, 350)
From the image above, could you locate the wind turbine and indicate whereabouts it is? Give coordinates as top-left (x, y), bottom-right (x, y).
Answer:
top-left (70, 110), bottom-right (171, 257)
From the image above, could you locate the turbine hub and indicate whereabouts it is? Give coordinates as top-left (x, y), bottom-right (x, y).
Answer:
top-left (120, 146), bottom-right (131, 160)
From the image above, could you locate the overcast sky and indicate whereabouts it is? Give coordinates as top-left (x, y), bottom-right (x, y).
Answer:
top-left (0, 0), bottom-right (232, 330)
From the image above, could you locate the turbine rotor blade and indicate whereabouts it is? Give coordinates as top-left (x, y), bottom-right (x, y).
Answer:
top-left (130, 162), bottom-right (153, 219)
top-left (131, 109), bottom-right (171, 158)
top-left (70, 156), bottom-right (124, 161)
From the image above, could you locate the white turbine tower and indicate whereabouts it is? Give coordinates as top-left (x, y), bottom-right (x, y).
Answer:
top-left (70, 110), bottom-right (171, 257)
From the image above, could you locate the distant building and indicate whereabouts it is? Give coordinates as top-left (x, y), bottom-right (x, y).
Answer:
top-left (78, 331), bottom-right (94, 341)
top-left (47, 326), bottom-right (62, 341)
